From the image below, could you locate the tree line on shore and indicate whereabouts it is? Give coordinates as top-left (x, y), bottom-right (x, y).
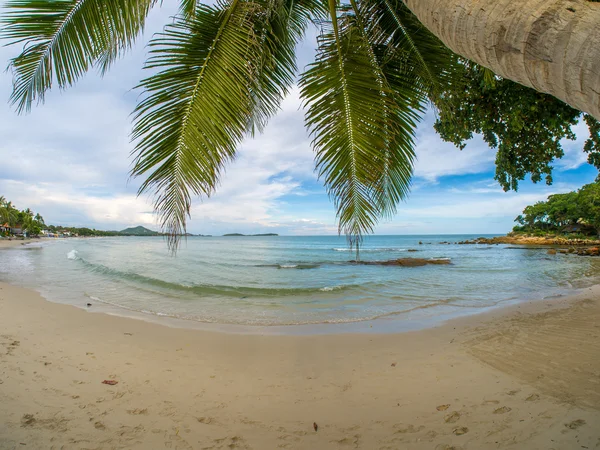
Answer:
top-left (513, 182), bottom-right (600, 236)
top-left (0, 196), bottom-right (45, 236)
top-left (0, 196), bottom-right (122, 237)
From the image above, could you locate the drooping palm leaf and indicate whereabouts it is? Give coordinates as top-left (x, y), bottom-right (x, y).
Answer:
top-left (349, 0), bottom-right (424, 220)
top-left (246, 0), bottom-right (323, 133)
top-left (131, 0), bottom-right (313, 248)
top-left (301, 3), bottom-right (414, 259)
top-left (362, 0), bottom-right (455, 103)
top-left (180, 0), bottom-right (199, 18)
top-left (300, 0), bottom-right (446, 258)
top-left (1, 0), bottom-right (156, 112)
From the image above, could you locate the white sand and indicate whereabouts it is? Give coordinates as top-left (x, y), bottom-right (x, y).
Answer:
top-left (0, 282), bottom-right (599, 449)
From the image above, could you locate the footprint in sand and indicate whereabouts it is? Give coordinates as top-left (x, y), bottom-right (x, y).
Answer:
top-left (331, 435), bottom-right (360, 447)
top-left (525, 394), bottom-right (540, 401)
top-left (453, 427), bottom-right (469, 436)
top-left (435, 445), bottom-right (463, 450)
top-left (493, 406), bottom-right (512, 414)
top-left (21, 414), bottom-right (36, 427)
top-left (436, 404), bottom-right (450, 411)
top-left (127, 408), bottom-right (148, 415)
top-left (564, 419), bottom-right (586, 430)
top-left (393, 424), bottom-right (424, 434)
top-left (444, 411), bottom-right (461, 423)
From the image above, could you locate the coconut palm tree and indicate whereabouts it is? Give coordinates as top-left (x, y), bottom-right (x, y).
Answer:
top-left (403, 0), bottom-right (600, 120)
top-left (0, 200), bottom-right (18, 227)
top-left (2, 0), bottom-right (595, 253)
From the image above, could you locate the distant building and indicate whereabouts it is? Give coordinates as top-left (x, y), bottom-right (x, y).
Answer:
top-left (10, 225), bottom-right (23, 235)
top-left (0, 223), bottom-right (10, 233)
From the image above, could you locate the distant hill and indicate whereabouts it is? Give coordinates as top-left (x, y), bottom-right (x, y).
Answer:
top-left (119, 226), bottom-right (161, 236)
top-left (223, 233), bottom-right (278, 237)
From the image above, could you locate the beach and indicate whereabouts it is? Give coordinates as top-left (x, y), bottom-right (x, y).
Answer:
top-left (0, 238), bottom-right (52, 250)
top-left (0, 240), bottom-right (37, 249)
top-left (1, 282), bottom-right (599, 449)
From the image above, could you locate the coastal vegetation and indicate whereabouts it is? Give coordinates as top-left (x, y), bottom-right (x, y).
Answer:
top-left (433, 62), bottom-right (600, 191)
top-left (513, 182), bottom-right (600, 237)
top-left (2, 0), bottom-right (599, 255)
top-left (1, 198), bottom-right (163, 237)
top-left (0, 196), bottom-right (45, 237)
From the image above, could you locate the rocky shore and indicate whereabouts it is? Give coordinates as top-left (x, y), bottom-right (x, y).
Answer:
top-left (456, 235), bottom-right (600, 246)
top-left (456, 234), bottom-right (600, 257)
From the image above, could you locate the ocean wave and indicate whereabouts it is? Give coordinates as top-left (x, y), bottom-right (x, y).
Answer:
top-left (66, 250), bottom-right (79, 260)
top-left (256, 263), bottom-right (321, 270)
top-left (72, 256), bottom-right (361, 298)
top-left (82, 292), bottom-right (495, 327)
top-left (319, 286), bottom-right (343, 291)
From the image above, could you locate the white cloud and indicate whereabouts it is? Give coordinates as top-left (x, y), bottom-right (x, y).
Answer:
top-left (0, 180), bottom-right (155, 229)
top-left (557, 119), bottom-right (591, 170)
top-left (412, 111), bottom-right (496, 182)
top-left (401, 193), bottom-right (549, 219)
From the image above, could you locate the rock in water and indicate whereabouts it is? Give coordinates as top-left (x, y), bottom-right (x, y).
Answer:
top-left (353, 258), bottom-right (451, 267)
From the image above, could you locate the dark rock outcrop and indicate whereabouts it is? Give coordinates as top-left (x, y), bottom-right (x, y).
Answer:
top-left (352, 258), bottom-right (451, 267)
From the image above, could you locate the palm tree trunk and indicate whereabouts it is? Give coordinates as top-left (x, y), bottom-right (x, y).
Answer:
top-left (403, 0), bottom-right (600, 120)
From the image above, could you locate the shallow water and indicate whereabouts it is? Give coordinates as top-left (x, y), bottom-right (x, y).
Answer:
top-left (1, 235), bottom-right (600, 330)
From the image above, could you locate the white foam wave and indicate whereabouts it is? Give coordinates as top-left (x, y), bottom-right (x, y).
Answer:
top-left (320, 286), bottom-right (343, 292)
top-left (280, 264), bottom-right (298, 268)
top-left (66, 250), bottom-right (79, 260)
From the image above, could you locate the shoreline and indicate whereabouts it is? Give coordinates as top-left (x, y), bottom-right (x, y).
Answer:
top-left (1, 275), bottom-right (592, 336)
top-left (1, 281), bottom-right (599, 448)
top-left (2, 235), bottom-right (600, 335)
top-left (0, 237), bottom-right (54, 249)
top-left (2, 247), bottom-right (598, 336)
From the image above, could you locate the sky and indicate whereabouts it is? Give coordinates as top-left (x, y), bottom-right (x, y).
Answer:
top-left (0, 2), bottom-right (597, 236)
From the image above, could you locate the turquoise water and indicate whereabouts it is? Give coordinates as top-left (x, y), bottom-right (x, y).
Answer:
top-left (1, 235), bottom-right (600, 331)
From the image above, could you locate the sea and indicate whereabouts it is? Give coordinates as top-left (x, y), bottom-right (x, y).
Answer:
top-left (1, 235), bottom-right (599, 333)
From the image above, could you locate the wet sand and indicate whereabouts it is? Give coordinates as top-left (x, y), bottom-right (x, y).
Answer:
top-left (1, 282), bottom-right (599, 449)
top-left (0, 238), bottom-right (52, 249)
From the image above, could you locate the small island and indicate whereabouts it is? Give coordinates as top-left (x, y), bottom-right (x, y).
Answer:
top-left (119, 226), bottom-right (162, 236)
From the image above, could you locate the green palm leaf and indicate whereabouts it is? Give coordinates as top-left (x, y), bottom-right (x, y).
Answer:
top-left (1, 0), bottom-right (156, 112)
top-left (180, 0), bottom-right (199, 17)
top-left (362, 0), bottom-right (455, 101)
top-left (301, 0), bottom-right (435, 258)
top-left (246, 0), bottom-right (323, 133)
top-left (131, 0), bottom-right (314, 248)
top-left (300, 11), bottom-right (405, 258)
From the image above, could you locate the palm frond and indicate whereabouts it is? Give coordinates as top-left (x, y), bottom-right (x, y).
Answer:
top-left (301, 5), bottom-right (416, 257)
top-left (131, 0), bottom-right (310, 249)
top-left (361, 0), bottom-right (456, 104)
top-left (180, 0), bottom-right (199, 18)
top-left (246, 0), bottom-right (324, 133)
top-left (1, 0), bottom-right (156, 112)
